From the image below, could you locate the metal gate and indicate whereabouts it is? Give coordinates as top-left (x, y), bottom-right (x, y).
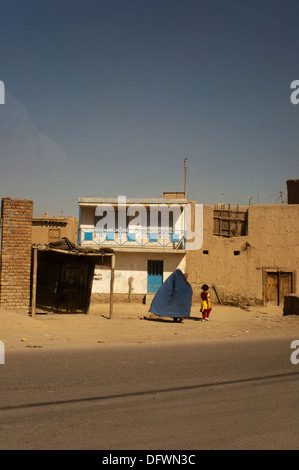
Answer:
top-left (56, 262), bottom-right (91, 313)
top-left (36, 254), bottom-right (93, 314)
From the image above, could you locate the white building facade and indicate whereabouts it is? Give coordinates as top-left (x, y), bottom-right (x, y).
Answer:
top-left (78, 194), bottom-right (188, 301)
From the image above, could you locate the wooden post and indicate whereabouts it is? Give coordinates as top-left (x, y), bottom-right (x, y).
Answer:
top-left (128, 276), bottom-right (133, 302)
top-left (184, 158), bottom-right (187, 198)
top-left (85, 262), bottom-right (94, 315)
top-left (31, 247), bottom-right (38, 317)
top-left (109, 254), bottom-right (115, 319)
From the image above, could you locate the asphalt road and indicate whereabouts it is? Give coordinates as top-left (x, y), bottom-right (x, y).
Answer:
top-left (0, 337), bottom-right (298, 450)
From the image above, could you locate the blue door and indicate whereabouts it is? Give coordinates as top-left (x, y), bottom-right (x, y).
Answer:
top-left (147, 260), bottom-right (163, 293)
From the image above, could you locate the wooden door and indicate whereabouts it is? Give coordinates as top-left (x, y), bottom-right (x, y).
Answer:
top-left (266, 273), bottom-right (279, 305)
top-left (265, 272), bottom-right (293, 306)
top-left (279, 273), bottom-right (293, 305)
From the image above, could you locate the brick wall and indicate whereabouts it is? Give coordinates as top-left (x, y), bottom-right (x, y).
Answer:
top-left (0, 198), bottom-right (33, 312)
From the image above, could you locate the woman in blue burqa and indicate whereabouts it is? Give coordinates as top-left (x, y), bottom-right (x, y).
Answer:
top-left (149, 269), bottom-right (193, 322)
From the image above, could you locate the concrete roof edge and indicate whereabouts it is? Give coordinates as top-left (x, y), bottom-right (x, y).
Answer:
top-left (78, 197), bottom-right (188, 204)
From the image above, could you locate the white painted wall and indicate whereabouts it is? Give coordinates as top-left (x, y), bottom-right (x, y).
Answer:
top-left (92, 252), bottom-right (186, 294)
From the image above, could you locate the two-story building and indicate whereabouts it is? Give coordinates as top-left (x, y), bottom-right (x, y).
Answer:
top-left (78, 192), bottom-right (189, 302)
top-left (78, 181), bottom-right (299, 309)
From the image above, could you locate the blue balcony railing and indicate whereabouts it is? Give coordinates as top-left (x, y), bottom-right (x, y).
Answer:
top-left (78, 228), bottom-right (185, 249)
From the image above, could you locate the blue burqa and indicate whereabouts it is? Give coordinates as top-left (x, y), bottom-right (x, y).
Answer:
top-left (149, 269), bottom-right (193, 318)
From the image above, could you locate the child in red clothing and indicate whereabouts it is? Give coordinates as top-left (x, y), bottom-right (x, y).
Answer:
top-left (200, 284), bottom-right (212, 321)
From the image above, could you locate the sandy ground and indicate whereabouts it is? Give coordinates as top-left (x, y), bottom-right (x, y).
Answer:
top-left (1, 301), bottom-right (299, 353)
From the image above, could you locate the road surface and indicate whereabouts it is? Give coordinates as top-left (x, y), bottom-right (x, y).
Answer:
top-left (0, 337), bottom-right (298, 450)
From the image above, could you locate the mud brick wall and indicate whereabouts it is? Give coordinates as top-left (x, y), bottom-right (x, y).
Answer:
top-left (0, 198), bottom-right (33, 312)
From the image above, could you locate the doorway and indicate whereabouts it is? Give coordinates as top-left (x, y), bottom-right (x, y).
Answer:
top-left (56, 262), bottom-right (91, 313)
top-left (265, 271), bottom-right (293, 306)
top-left (147, 260), bottom-right (163, 293)
top-left (35, 251), bottom-right (94, 314)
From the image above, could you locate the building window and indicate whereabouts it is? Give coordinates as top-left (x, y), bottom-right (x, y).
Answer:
top-left (213, 205), bottom-right (248, 237)
top-left (84, 232), bottom-right (93, 241)
top-left (48, 228), bottom-right (61, 243)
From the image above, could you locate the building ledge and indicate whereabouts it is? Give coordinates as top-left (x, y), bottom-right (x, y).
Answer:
top-left (78, 197), bottom-right (187, 205)
top-left (111, 247), bottom-right (186, 254)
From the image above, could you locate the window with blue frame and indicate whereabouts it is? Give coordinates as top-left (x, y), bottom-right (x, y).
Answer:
top-left (84, 232), bottom-right (93, 241)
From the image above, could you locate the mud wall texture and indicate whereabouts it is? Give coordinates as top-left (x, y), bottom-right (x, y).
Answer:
top-left (186, 204), bottom-right (299, 306)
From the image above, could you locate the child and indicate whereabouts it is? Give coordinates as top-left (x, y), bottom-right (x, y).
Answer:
top-left (200, 284), bottom-right (212, 321)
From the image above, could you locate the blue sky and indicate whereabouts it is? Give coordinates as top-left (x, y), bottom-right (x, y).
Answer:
top-left (0, 0), bottom-right (298, 217)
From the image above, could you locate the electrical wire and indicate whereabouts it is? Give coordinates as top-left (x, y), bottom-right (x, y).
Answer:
top-left (187, 170), bottom-right (246, 204)
top-left (188, 171), bottom-right (285, 205)
top-left (85, 162), bottom-right (184, 197)
top-left (34, 162), bottom-right (184, 207)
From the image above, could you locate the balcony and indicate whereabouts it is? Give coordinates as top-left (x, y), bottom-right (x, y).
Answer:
top-left (78, 227), bottom-right (185, 250)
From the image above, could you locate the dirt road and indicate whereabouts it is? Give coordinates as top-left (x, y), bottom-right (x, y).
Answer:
top-left (1, 302), bottom-right (299, 353)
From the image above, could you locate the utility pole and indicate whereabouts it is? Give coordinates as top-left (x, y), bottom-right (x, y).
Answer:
top-left (184, 158), bottom-right (188, 199)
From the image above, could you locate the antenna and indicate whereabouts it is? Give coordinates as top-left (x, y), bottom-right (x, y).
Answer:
top-left (275, 191), bottom-right (285, 204)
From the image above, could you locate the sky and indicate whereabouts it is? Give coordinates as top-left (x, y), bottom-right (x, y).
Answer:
top-left (0, 0), bottom-right (298, 217)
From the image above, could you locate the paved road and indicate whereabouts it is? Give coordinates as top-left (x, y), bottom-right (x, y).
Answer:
top-left (0, 337), bottom-right (298, 450)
